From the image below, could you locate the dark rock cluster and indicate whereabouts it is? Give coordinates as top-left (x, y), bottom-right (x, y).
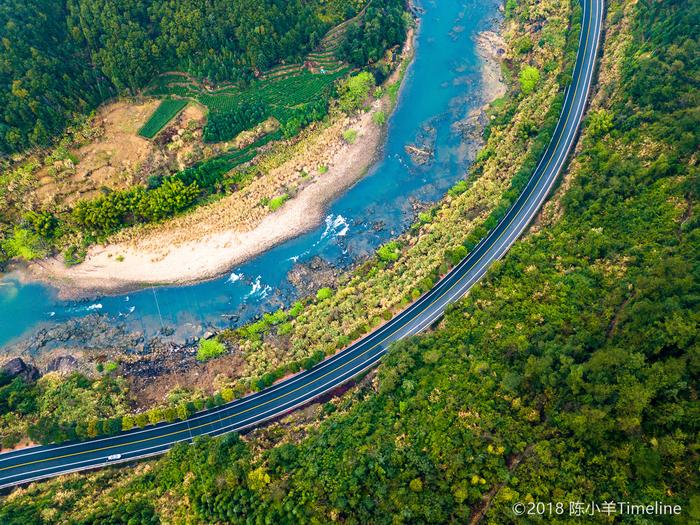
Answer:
top-left (1, 357), bottom-right (40, 382)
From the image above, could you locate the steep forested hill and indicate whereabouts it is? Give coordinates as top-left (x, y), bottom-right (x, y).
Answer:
top-left (0, 0), bottom-right (403, 155)
top-left (0, 0), bottom-right (697, 522)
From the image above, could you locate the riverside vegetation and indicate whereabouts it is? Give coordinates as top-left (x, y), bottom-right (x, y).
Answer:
top-left (0, 0), bottom-right (412, 443)
top-left (0, 0), bottom-right (408, 271)
top-left (1, 0), bottom-right (698, 521)
top-left (0, 0), bottom-right (573, 447)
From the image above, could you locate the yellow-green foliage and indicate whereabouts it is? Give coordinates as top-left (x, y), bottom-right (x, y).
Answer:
top-left (372, 110), bottom-right (387, 126)
top-left (588, 108), bottom-right (614, 137)
top-left (196, 338), bottom-right (227, 361)
top-left (268, 194), bottom-right (289, 211)
top-left (338, 71), bottom-right (375, 113)
top-left (232, 0), bottom-right (573, 380)
top-left (376, 240), bottom-right (401, 262)
top-left (519, 65), bottom-right (541, 93)
top-left (316, 287), bottom-right (334, 300)
top-left (0, 372), bottom-right (130, 448)
top-left (342, 128), bottom-right (358, 143)
top-left (1, 227), bottom-right (48, 260)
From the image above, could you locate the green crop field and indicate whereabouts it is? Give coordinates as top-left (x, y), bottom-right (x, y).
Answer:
top-left (198, 68), bottom-right (348, 124)
top-left (139, 98), bottom-right (189, 138)
top-left (141, 13), bottom-right (355, 142)
top-left (145, 66), bottom-right (348, 132)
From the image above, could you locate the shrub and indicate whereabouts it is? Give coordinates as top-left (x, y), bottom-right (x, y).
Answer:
top-left (221, 388), bottom-right (235, 402)
top-left (104, 361), bottom-right (118, 374)
top-left (196, 338), bottom-right (226, 361)
top-left (377, 241), bottom-right (401, 262)
top-left (268, 194), bottom-right (289, 211)
top-left (342, 129), bottom-right (358, 144)
top-left (316, 287), bottom-right (334, 301)
top-left (445, 245), bottom-right (468, 266)
top-left (24, 210), bottom-right (58, 239)
top-left (63, 244), bottom-right (86, 266)
top-left (387, 80), bottom-right (401, 105)
top-left (337, 71), bottom-right (375, 113)
top-left (514, 36), bottom-right (533, 54)
top-left (288, 301), bottom-right (304, 317)
top-left (588, 109), bottom-right (614, 137)
top-left (2, 227), bottom-right (48, 260)
top-left (372, 110), bottom-right (386, 126)
top-left (505, 0), bottom-right (517, 18)
top-left (519, 66), bottom-right (540, 94)
top-left (121, 415), bottom-right (135, 431)
top-left (302, 350), bottom-right (326, 370)
top-left (448, 179), bottom-right (469, 197)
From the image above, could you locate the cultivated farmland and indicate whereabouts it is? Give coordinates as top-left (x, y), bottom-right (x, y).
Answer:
top-left (138, 98), bottom-right (189, 138)
top-left (141, 11), bottom-right (357, 141)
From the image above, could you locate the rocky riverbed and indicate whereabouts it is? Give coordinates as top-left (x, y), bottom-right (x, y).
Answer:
top-left (0, 6), bottom-right (507, 411)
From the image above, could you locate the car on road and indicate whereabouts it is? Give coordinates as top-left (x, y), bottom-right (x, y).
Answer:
top-left (107, 454), bottom-right (122, 461)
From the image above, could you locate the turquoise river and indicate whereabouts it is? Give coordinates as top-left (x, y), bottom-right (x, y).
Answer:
top-left (0, 0), bottom-right (502, 352)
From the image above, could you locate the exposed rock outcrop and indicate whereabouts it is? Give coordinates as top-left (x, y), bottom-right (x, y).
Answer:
top-left (1, 357), bottom-right (40, 382)
top-left (287, 256), bottom-right (339, 297)
top-left (46, 355), bottom-right (79, 375)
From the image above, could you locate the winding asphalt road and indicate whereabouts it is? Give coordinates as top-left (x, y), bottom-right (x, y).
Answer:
top-left (0, 0), bottom-right (603, 489)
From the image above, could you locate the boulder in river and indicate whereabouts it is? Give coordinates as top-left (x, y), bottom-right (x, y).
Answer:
top-left (405, 121), bottom-right (437, 165)
top-left (288, 256), bottom-right (338, 298)
top-left (404, 144), bottom-right (433, 164)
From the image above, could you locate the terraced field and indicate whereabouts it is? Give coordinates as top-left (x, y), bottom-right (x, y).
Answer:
top-left (205, 69), bottom-right (348, 123)
top-left (138, 98), bottom-right (188, 138)
top-left (141, 10), bottom-right (360, 140)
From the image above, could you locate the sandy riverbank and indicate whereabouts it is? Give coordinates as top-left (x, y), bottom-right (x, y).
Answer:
top-left (25, 105), bottom-right (386, 298)
top-left (19, 21), bottom-right (506, 300)
top-left (19, 30), bottom-right (417, 299)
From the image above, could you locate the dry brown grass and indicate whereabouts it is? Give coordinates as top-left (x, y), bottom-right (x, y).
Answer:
top-left (33, 100), bottom-right (208, 209)
top-left (34, 100), bottom-right (159, 207)
top-left (109, 111), bottom-right (361, 250)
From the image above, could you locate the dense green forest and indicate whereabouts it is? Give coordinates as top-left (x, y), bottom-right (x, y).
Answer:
top-left (0, 0), bottom-right (697, 522)
top-left (338, 0), bottom-right (409, 66)
top-left (0, 0), bottom-right (408, 271)
top-left (0, 0), bottom-right (367, 154)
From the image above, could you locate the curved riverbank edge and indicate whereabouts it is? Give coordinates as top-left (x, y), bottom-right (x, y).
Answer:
top-left (13, 20), bottom-right (505, 301)
top-left (10, 29), bottom-right (418, 301)
top-left (18, 102), bottom-right (389, 300)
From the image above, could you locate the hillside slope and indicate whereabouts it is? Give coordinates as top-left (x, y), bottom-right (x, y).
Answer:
top-left (0, 0), bottom-right (698, 522)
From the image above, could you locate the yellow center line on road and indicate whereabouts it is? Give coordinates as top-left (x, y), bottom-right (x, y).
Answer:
top-left (1, 0), bottom-right (597, 478)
